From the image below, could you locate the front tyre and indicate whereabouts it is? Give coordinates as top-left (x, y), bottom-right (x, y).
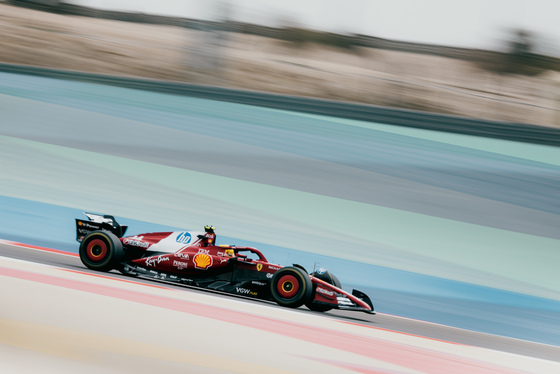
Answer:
top-left (79, 231), bottom-right (123, 272)
top-left (270, 267), bottom-right (312, 308)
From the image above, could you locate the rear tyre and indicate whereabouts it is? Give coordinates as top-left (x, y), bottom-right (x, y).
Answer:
top-left (305, 269), bottom-right (342, 312)
top-left (79, 231), bottom-right (123, 272)
top-left (270, 267), bottom-right (312, 308)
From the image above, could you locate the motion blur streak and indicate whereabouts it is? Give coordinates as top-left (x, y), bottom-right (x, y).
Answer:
top-left (1, 72), bottom-right (560, 344)
top-left (1, 72), bottom-right (559, 300)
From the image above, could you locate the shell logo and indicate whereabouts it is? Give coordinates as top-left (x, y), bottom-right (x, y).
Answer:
top-left (194, 253), bottom-right (213, 269)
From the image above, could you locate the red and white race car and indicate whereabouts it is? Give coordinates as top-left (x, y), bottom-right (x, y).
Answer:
top-left (76, 213), bottom-right (374, 313)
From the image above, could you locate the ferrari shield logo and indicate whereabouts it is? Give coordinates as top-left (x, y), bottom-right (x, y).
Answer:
top-left (256, 264), bottom-right (262, 271)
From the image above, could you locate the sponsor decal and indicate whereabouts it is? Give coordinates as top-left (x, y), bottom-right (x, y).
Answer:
top-left (316, 286), bottom-right (335, 298)
top-left (236, 287), bottom-right (258, 296)
top-left (176, 232), bottom-right (192, 244)
top-left (197, 248), bottom-right (210, 255)
top-left (316, 268), bottom-right (327, 275)
top-left (266, 273), bottom-right (273, 279)
top-left (219, 258), bottom-right (228, 264)
top-left (251, 281), bottom-right (267, 286)
top-left (256, 264), bottom-right (263, 271)
top-left (193, 253), bottom-right (213, 269)
top-left (78, 221), bottom-right (99, 229)
top-left (78, 229), bottom-right (90, 235)
top-left (337, 296), bottom-right (353, 306)
top-left (173, 260), bottom-right (189, 270)
top-left (268, 266), bottom-right (281, 271)
top-left (145, 255), bottom-right (170, 267)
top-left (123, 235), bottom-right (150, 248)
top-left (176, 253), bottom-right (190, 260)
top-left (217, 251), bottom-right (225, 257)
top-left (170, 275), bottom-right (178, 280)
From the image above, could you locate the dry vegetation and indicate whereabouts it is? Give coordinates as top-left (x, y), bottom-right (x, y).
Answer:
top-left (1, 3), bottom-right (560, 128)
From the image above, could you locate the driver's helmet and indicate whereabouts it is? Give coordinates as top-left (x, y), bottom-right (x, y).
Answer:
top-left (204, 225), bottom-right (215, 234)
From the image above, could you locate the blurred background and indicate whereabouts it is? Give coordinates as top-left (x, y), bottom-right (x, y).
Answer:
top-left (2, 0), bottom-right (560, 127)
top-left (2, 0), bottom-right (560, 353)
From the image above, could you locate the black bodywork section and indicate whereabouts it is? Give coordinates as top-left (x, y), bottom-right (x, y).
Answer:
top-left (121, 257), bottom-right (273, 300)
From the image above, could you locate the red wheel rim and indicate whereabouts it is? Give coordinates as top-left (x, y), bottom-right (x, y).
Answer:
top-left (276, 274), bottom-right (300, 298)
top-left (86, 239), bottom-right (108, 262)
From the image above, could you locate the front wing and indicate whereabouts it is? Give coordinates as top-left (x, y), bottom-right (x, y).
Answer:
top-left (310, 277), bottom-right (375, 314)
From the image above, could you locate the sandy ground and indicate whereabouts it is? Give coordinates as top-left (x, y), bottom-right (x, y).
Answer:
top-left (1, 2), bottom-right (560, 128)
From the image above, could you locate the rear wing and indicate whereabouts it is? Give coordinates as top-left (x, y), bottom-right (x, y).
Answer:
top-left (75, 212), bottom-right (127, 243)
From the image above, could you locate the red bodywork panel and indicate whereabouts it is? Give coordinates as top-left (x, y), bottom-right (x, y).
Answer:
top-left (124, 231), bottom-right (281, 277)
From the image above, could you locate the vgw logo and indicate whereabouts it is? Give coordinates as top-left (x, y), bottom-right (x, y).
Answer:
top-left (176, 232), bottom-right (192, 244)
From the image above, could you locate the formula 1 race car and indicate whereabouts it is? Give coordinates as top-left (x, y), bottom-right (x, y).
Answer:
top-left (75, 213), bottom-right (374, 314)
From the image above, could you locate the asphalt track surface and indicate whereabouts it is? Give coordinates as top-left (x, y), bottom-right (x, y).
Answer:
top-left (2, 242), bottom-right (560, 364)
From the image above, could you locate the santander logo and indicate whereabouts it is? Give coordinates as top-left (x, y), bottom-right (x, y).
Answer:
top-left (316, 286), bottom-right (335, 298)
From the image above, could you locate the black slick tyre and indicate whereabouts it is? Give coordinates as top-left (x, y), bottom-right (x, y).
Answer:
top-left (79, 231), bottom-right (124, 272)
top-left (270, 266), bottom-right (312, 308)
